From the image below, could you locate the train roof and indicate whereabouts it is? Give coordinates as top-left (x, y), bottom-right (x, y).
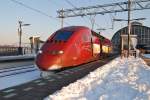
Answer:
top-left (59, 26), bottom-right (90, 32)
top-left (57, 26), bottom-right (110, 41)
top-left (91, 31), bottom-right (110, 40)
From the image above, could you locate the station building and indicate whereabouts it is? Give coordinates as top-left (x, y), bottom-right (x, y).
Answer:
top-left (111, 22), bottom-right (150, 53)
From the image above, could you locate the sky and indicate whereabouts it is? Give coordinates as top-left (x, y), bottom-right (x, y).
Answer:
top-left (0, 0), bottom-right (150, 45)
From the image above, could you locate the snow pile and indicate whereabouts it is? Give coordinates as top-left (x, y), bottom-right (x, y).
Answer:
top-left (0, 66), bottom-right (40, 90)
top-left (45, 57), bottom-right (150, 100)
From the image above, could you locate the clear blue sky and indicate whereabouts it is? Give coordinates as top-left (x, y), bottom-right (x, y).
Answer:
top-left (0, 0), bottom-right (150, 45)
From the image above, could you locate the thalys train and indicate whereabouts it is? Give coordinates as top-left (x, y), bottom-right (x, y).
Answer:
top-left (36, 26), bottom-right (112, 71)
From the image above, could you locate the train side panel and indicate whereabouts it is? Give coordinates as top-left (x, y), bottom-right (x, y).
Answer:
top-left (60, 28), bottom-right (93, 68)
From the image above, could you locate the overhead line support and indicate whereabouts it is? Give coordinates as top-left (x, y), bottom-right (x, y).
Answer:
top-left (57, 0), bottom-right (150, 18)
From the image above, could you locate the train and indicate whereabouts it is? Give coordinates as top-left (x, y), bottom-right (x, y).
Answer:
top-left (35, 26), bottom-right (112, 71)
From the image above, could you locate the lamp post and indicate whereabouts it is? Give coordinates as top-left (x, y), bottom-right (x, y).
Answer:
top-left (18, 21), bottom-right (30, 55)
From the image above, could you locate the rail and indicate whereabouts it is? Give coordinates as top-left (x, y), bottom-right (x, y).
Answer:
top-left (0, 46), bottom-right (32, 56)
top-left (0, 65), bottom-right (38, 78)
top-left (0, 55), bottom-right (35, 63)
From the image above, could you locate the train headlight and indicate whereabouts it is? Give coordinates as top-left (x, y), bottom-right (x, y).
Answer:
top-left (58, 50), bottom-right (64, 54)
top-left (38, 50), bottom-right (43, 54)
top-left (48, 64), bottom-right (61, 70)
top-left (50, 50), bottom-right (64, 55)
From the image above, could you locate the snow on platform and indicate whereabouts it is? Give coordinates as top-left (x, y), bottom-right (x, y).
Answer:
top-left (45, 57), bottom-right (150, 100)
top-left (0, 65), bottom-right (41, 90)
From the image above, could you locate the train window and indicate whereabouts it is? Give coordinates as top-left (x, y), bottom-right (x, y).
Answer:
top-left (53, 31), bottom-right (73, 41)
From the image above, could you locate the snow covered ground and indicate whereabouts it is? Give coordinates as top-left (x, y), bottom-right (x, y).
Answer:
top-left (45, 57), bottom-right (150, 100)
top-left (0, 65), bottom-right (40, 90)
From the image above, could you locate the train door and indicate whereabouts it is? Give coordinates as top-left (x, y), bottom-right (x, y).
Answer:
top-left (80, 33), bottom-right (92, 63)
top-left (72, 38), bottom-right (81, 66)
top-left (92, 36), bottom-right (101, 59)
top-left (90, 36), bottom-right (93, 57)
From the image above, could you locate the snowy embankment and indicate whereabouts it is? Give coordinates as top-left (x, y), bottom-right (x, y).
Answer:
top-left (45, 57), bottom-right (150, 100)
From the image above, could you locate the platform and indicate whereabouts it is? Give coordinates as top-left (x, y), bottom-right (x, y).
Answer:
top-left (0, 54), bottom-right (35, 62)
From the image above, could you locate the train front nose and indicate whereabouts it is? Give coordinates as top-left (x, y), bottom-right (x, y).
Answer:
top-left (36, 50), bottom-right (63, 71)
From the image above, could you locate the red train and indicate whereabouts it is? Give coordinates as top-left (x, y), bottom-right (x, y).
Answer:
top-left (36, 26), bottom-right (112, 71)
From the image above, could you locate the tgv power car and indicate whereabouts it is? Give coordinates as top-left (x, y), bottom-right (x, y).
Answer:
top-left (36, 26), bottom-right (112, 71)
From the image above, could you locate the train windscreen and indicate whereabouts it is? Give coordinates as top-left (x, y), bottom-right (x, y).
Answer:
top-left (52, 31), bottom-right (73, 41)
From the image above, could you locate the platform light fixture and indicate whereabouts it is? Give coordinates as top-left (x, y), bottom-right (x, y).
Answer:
top-left (18, 21), bottom-right (30, 55)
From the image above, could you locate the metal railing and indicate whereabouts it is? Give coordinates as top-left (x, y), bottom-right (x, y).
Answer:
top-left (0, 46), bottom-right (32, 56)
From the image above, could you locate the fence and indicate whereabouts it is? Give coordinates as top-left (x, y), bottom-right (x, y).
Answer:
top-left (0, 46), bottom-right (32, 56)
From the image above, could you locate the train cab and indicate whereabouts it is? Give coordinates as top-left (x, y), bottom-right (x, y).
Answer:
top-left (36, 26), bottom-right (93, 71)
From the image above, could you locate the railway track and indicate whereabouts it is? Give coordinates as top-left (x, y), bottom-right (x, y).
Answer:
top-left (0, 54), bottom-right (117, 79)
top-left (0, 55), bottom-right (117, 100)
top-left (0, 65), bottom-right (38, 78)
top-left (0, 55), bottom-right (117, 79)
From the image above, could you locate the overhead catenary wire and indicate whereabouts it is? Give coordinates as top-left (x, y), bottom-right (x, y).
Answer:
top-left (64, 0), bottom-right (103, 30)
top-left (46, 0), bottom-right (73, 26)
top-left (10, 0), bottom-right (54, 19)
top-left (59, 0), bottom-right (150, 31)
top-left (47, 0), bottom-right (62, 8)
top-left (65, 0), bottom-right (91, 24)
top-left (48, 0), bottom-right (92, 27)
top-left (10, 0), bottom-right (70, 26)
